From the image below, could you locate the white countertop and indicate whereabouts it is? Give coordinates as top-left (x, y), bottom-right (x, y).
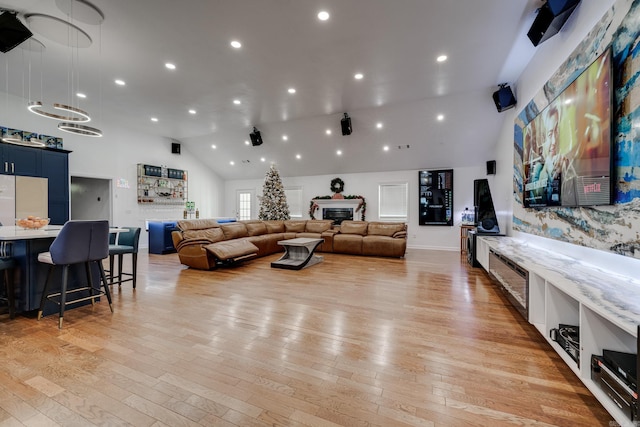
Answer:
top-left (479, 235), bottom-right (640, 335)
top-left (0, 225), bottom-right (63, 240)
top-left (0, 225), bottom-right (128, 241)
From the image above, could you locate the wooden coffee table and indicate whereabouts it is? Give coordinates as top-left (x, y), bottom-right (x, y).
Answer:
top-left (271, 238), bottom-right (324, 270)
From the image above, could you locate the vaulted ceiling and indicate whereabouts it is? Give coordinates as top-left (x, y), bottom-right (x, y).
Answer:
top-left (0, 0), bottom-right (541, 180)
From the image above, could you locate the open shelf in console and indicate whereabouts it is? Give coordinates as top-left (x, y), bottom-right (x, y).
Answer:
top-left (477, 235), bottom-right (640, 425)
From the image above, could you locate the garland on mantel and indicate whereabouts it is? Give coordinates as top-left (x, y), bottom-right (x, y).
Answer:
top-left (309, 195), bottom-right (366, 221)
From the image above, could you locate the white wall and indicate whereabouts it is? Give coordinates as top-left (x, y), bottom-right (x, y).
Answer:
top-left (226, 165), bottom-right (486, 251)
top-left (0, 92), bottom-right (225, 248)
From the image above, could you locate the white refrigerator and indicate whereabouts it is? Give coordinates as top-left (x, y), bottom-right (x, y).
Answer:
top-left (0, 175), bottom-right (48, 226)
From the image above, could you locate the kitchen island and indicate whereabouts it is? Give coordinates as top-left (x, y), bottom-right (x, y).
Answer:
top-left (0, 225), bottom-right (123, 315)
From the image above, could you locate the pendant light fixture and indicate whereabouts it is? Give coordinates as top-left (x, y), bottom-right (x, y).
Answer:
top-left (24, 0), bottom-right (104, 137)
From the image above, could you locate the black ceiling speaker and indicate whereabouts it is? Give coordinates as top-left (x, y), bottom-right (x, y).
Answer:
top-left (492, 84), bottom-right (517, 112)
top-left (249, 127), bottom-right (263, 146)
top-left (341, 113), bottom-right (352, 136)
top-left (171, 142), bottom-right (181, 154)
top-left (527, 0), bottom-right (581, 47)
top-left (0, 12), bottom-right (32, 53)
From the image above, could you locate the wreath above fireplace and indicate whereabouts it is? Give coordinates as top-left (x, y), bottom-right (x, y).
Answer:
top-left (330, 177), bottom-right (344, 194)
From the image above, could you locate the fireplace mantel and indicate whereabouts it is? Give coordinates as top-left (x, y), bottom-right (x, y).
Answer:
top-left (311, 198), bottom-right (363, 222)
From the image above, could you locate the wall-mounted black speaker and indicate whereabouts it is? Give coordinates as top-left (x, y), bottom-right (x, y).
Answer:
top-left (527, 0), bottom-right (581, 47)
top-left (250, 127), bottom-right (263, 146)
top-left (487, 160), bottom-right (496, 175)
top-left (171, 142), bottom-right (181, 154)
top-left (0, 12), bottom-right (33, 53)
top-left (492, 85), bottom-right (517, 112)
top-left (341, 113), bottom-right (352, 136)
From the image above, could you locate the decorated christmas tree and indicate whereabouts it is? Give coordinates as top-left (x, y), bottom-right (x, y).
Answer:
top-left (258, 164), bottom-right (290, 220)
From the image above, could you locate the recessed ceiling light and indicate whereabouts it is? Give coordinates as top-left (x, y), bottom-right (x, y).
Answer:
top-left (282, 135), bottom-right (288, 141)
top-left (318, 11), bottom-right (330, 21)
top-left (437, 114), bottom-right (445, 121)
top-left (376, 122), bottom-right (383, 129)
top-left (336, 150), bottom-right (342, 156)
top-left (288, 88), bottom-right (296, 94)
top-left (165, 63), bottom-right (176, 70)
top-left (296, 154), bottom-right (301, 159)
top-left (76, 92), bottom-right (86, 98)
top-left (151, 117), bottom-right (158, 122)
top-left (230, 161), bottom-right (235, 165)
top-left (115, 79), bottom-right (125, 86)
top-left (211, 144), bottom-right (217, 149)
top-left (383, 145), bottom-right (390, 151)
top-left (354, 73), bottom-right (364, 80)
top-left (260, 157), bottom-right (266, 162)
top-left (245, 140), bottom-right (250, 145)
top-left (188, 109), bottom-right (196, 114)
top-left (233, 99), bottom-right (241, 105)
top-left (326, 129), bottom-right (332, 135)
top-left (437, 55), bottom-right (448, 63)
top-left (230, 40), bottom-right (242, 49)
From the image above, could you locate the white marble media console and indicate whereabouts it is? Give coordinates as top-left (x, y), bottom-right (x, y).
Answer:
top-left (476, 235), bottom-right (640, 425)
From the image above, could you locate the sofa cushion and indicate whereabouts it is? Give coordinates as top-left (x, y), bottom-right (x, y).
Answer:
top-left (305, 220), bottom-right (333, 233)
top-left (367, 222), bottom-right (405, 237)
top-left (284, 220), bottom-right (306, 232)
top-left (205, 239), bottom-right (258, 261)
top-left (333, 234), bottom-right (363, 254)
top-left (183, 227), bottom-right (225, 243)
top-left (244, 221), bottom-right (268, 236)
top-left (264, 221), bottom-right (285, 233)
top-left (177, 219), bottom-right (220, 231)
top-left (339, 220), bottom-right (368, 235)
top-left (220, 222), bottom-right (249, 239)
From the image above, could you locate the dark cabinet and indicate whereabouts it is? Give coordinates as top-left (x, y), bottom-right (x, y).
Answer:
top-left (1, 143), bottom-right (40, 176)
top-left (40, 150), bottom-right (70, 224)
top-left (0, 142), bottom-right (70, 224)
top-left (148, 221), bottom-right (178, 254)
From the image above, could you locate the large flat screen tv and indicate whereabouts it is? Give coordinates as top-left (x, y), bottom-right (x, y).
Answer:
top-left (522, 47), bottom-right (613, 208)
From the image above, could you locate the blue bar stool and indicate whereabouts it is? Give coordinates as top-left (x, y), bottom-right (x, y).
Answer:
top-left (37, 220), bottom-right (114, 329)
top-left (108, 227), bottom-right (141, 288)
top-left (0, 241), bottom-right (17, 319)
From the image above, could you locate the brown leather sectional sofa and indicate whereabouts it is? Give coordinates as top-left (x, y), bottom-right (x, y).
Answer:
top-left (171, 218), bottom-right (407, 270)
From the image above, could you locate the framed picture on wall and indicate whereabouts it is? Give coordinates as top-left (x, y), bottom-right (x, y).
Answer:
top-left (418, 169), bottom-right (453, 226)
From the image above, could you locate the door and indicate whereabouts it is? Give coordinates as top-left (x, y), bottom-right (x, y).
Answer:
top-left (41, 150), bottom-right (70, 224)
top-left (236, 189), bottom-right (254, 220)
top-left (1, 144), bottom-right (40, 176)
top-left (70, 176), bottom-right (112, 222)
top-left (15, 176), bottom-right (48, 220)
top-left (0, 175), bottom-right (15, 225)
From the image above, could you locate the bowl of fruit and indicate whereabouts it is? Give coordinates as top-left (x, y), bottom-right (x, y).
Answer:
top-left (16, 216), bottom-right (50, 229)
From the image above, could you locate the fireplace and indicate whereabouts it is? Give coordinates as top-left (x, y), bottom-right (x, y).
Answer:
top-left (323, 208), bottom-right (353, 225)
top-left (312, 198), bottom-right (362, 223)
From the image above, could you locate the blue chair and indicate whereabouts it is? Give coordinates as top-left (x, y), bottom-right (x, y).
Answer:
top-left (108, 227), bottom-right (141, 288)
top-left (37, 220), bottom-right (114, 329)
top-left (0, 241), bottom-right (17, 319)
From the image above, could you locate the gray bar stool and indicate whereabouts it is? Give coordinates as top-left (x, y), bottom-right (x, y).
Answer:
top-left (37, 220), bottom-right (114, 328)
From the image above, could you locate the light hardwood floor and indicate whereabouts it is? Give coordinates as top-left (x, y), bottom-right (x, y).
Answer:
top-left (0, 248), bottom-right (612, 426)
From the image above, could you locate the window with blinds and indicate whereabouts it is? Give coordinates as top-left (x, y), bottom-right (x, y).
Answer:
top-left (379, 182), bottom-right (408, 221)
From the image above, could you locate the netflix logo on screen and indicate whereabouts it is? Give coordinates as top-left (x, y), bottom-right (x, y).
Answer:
top-left (583, 182), bottom-right (601, 194)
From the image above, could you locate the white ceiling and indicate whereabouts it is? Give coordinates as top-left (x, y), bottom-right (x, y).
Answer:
top-left (0, 0), bottom-right (541, 180)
